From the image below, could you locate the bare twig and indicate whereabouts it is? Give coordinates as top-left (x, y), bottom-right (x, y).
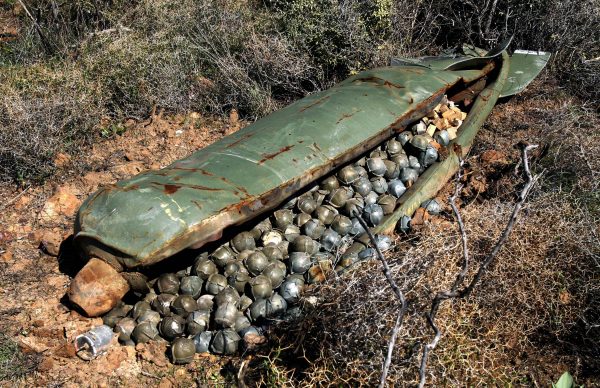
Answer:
top-left (355, 215), bottom-right (407, 388)
top-left (17, 0), bottom-right (53, 53)
top-left (140, 370), bottom-right (160, 379)
top-left (0, 186), bottom-right (30, 211)
top-left (237, 356), bottom-right (252, 388)
top-left (418, 144), bottom-right (539, 387)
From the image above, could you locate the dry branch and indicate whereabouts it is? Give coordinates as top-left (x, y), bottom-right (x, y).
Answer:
top-left (418, 144), bottom-right (539, 387)
top-left (355, 215), bottom-right (407, 388)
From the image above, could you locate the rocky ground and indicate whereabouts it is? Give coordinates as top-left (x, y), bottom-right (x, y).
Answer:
top-left (0, 78), bottom-right (598, 386)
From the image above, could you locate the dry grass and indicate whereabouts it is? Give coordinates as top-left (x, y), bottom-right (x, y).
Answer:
top-left (1, 0), bottom-right (597, 184)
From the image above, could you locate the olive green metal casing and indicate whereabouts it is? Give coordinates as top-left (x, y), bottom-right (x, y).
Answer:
top-left (74, 45), bottom-right (549, 270)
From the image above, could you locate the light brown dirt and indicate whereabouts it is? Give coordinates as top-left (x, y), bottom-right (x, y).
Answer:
top-left (0, 111), bottom-right (237, 386)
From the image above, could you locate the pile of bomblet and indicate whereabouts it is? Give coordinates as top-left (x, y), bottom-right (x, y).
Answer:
top-left (101, 97), bottom-right (463, 363)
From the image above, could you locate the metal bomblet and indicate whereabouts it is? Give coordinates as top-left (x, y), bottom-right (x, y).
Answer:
top-left (397, 215), bottom-right (411, 233)
top-left (231, 231), bottom-right (256, 253)
top-left (383, 159), bottom-right (400, 180)
top-left (434, 130), bottom-right (450, 147)
top-left (137, 310), bottom-right (161, 326)
top-left (388, 179), bottom-right (406, 198)
top-left (248, 299), bottom-right (267, 321)
top-left (343, 197), bottom-right (364, 217)
top-left (279, 276), bottom-right (304, 304)
top-left (245, 251), bottom-right (269, 276)
top-left (419, 146), bottom-right (438, 168)
top-left (352, 177), bottom-right (373, 197)
top-left (115, 317), bottom-right (136, 343)
top-left (211, 329), bottom-right (241, 355)
top-left (366, 157), bottom-right (387, 177)
top-left (397, 131), bottom-right (412, 146)
top-left (377, 194), bottom-right (397, 215)
top-left (337, 165), bottom-right (359, 184)
top-left (215, 286), bottom-right (240, 306)
top-left (400, 167), bottom-right (419, 186)
top-left (327, 187), bottom-right (352, 208)
top-left (152, 293), bottom-right (177, 316)
top-left (235, 313), bottom-right (252, 332)
top-left (297, 196), bottom-right (318, 214)
top-left (159, 315), bottom-right (186, 340)
top-left (192, 257), bottom-right (218, 280)
top-left (391, 153), bottom-right (409, 169)
top-left (295, 212), bottom-right (312, 227)
top-left (315, 205), bottom-right (338, 225)
top-left (171, 295), bottom-right (199, 317)
top-left (370, 177), bottom-right (388, 194)
top-left (320, 175), bottom-right (340, 192)
top-left (262, 262), bottom-right (286, 288)
top-left (205, 273), bottom-right (228, 295)
top-left (302, 218), bottom-right (326, 240)
top-left (273, 209), bottom-right (294, 230)
top-left (238, 295), bottom-right (253, 312)
top-left (354, 165), bottom-right (368, 178)
top-left (170, 337), bottom-right (196, 364)
top-left (283, 224), bottom-right (301, 242)
top-left (291, 235), bottom-right (320, 255)
top-left (331, 214), bottom-right (353, 236)
top-left (196, 294), bottom-right (214, 311)
top-left (250, 275), bottom-right (273, 300)
top-left (320, 228), bottom-right (341, 252)
top-left (179, 276), bottom-right (203, 299)
top-left (194, 331), bottom-right (213, 353)
top-left (261, 229), bottom-right (284, 246)
top-left (385, 138), bottom-right (404, 156)
top-left (266, 293), bottom-right (288, 317)
top-left (228, 271), bottom-right (250, 293)
top-left (369, 149), bottom-right (388, 159)
top-left (408, 155), bottom-right (421, 170)
top-left (421, 198), bottom-right (442, 215)
top-left (214, 302), bottom-right (238, 328)
top-left (211, 245), bottom-right (236, 268)
top-left (156, 273), bottom-right (179, 295)
top-left (186, 310), bottom-right (209, 336)
top-left (131, 301), bottom-right (152, 321)
top-left (289, 251), bottom-right (312, 274)
top-left (131, 321), bottom-right (159, 344)
top-left (410, 134), bottom-right (429, 151)
top-left (363, 203), bottom-right (384, 226)
top-left (262, 245), bottom-right (284, 261)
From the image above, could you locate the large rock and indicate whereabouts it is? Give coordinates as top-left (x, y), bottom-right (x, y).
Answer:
top-left (68, 258), bottom-right (130, 317)
top-left (39, 186), bottom-right (81, 224)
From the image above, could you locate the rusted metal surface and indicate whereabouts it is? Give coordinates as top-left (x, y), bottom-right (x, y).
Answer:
top-left (75, 66), bottom-right (496, 269)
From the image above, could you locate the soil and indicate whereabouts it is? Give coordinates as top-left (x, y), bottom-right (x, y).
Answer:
top-left (0, 112), bottom-right (239, 386)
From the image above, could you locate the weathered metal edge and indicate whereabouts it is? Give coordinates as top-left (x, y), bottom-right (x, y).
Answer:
top-left (374, 50), bottom-right (511, 235)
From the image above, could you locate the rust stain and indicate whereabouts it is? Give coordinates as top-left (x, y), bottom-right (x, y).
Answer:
top-left (336, 111), bottom-right (357, 124)
top-left (163, 184), bottom-right (180, 194)
top-left (219, 176), bottom-right (250, 197)
top-left (152, 182), bottom-right (223, 193)
top-left (257, 145), bottom-right (295, 164)
top-left (299, 95), bottom-right (330, 112)
top-left (353, 76), bottom-right (404, 89)
top-left (225, 132), bottom-right (254, 149)
top-left (191, 200), bottom-right (203, 210)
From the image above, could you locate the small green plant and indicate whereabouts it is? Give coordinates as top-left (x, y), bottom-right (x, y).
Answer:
top-left (0, 333), bottom-right (40, 381)
top-left (553, 372), bottom-right (581, 388)
top-left (100, 123), bottom-right (126, 138)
